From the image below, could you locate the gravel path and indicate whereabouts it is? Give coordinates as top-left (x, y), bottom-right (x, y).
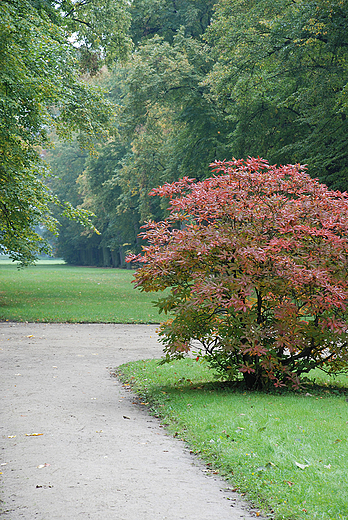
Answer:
top-left (0, 322), bottom-right (260, 520)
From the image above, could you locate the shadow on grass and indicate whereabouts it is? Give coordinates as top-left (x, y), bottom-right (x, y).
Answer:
top-left (118, 370), bottom-right (348, 409)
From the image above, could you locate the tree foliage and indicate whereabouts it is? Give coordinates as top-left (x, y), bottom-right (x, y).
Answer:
top-left (128, 158), bottom-right (348, 389)
top-left (48, 0), bottom-right (348, 266)
top-left (0, 0), bottom-right (130, 265)
top-left (30, 0), bottom-right (132, 72)
top-left (204, 0), bottom-right (348, 189)
top-left (129, 0), bottom-right (215, 44)
top-left (56, 27), bottom-right (230, 265)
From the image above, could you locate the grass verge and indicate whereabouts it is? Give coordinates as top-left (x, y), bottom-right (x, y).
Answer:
top-left (0, 262), bottom-right (162, 323)
top-left (116, 358), bottom-right (348, 520)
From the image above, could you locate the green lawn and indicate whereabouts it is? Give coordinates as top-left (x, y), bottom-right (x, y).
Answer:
top-left (117, 359), bottom-right (348, 520)
top-left (0, 260), bottom-right (162, 323)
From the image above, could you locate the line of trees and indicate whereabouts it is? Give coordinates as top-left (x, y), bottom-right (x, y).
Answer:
top-left (2, 0), bottom-right (348, 266)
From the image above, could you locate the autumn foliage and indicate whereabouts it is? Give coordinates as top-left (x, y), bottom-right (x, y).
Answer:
top-left (127, 158), bottom-right (348, 389)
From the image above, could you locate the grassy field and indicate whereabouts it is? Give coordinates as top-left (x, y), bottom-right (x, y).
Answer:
top-left (0, 260), bottom-right (162, 323)
top-left (117, 359), bottom-right (348, 520)
top-left (2, 258), bottom-right (348, 519)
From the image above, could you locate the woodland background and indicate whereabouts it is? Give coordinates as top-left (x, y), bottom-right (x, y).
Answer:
top-left (6, 0), bottom-right (347, 267)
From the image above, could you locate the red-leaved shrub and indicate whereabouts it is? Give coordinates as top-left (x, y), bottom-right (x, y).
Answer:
top-left (128, 158), bottom-right (348, 389)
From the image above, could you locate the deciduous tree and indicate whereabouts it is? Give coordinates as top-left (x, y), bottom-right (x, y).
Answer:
top-left (204, 0), bottom-right (348, 189)
top-left (0, 0), bottom-right (129, 265)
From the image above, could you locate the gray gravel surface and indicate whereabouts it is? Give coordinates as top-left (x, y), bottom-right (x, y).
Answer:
top-left (0, 322), bottom-right (261, 520)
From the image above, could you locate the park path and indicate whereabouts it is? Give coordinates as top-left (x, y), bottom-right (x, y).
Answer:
top-left (0, 322), bottom-right (260, 520)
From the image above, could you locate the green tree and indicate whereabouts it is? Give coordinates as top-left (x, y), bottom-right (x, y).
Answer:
top-left (0, 0), bottom-right (129, 265)
top-left (77, 139), bottom-right (140, 267)
top-left (31, 0), bottom-right (132, 73)
top-left (45, 1), bottom-right (224, 266)
top-left (61, 30), bottom-right (231, 266)
top-left (204, 0), bottom-right (348, 189)
top-left (122, 31), bottom-right (229, 178)
top-left (111, 31), bottom-right (231, 226)
top-left (44, 140), bottom-right (88, 263)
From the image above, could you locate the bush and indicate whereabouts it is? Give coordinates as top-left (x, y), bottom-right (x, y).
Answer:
top-left (128, 158), bottom-right (348, 389)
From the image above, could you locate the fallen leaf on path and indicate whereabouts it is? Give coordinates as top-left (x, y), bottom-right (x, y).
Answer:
top-left (7, 435), bottom-right (16, 439)
top-left (26, 433), bottom-right (43, 437)
top-left (26, 335), bottom-right (33, 338)
top-left (37, 463), bottom-right (50, 469)
top-left (123, 416), bottom-right (130, 420)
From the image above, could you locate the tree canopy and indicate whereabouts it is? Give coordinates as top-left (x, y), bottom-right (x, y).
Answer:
top-left (5, 0), bottom-right (348, 265)
top-left (205, 0), bottom-right (348, 188)
top-left (0, 0), bottom-right (130, 264)
top-left (129, 0), bottom-right (215, 44)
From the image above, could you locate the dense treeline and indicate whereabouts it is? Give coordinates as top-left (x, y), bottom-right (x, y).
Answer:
top-left (46, 0), bottom-right (348, 266)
